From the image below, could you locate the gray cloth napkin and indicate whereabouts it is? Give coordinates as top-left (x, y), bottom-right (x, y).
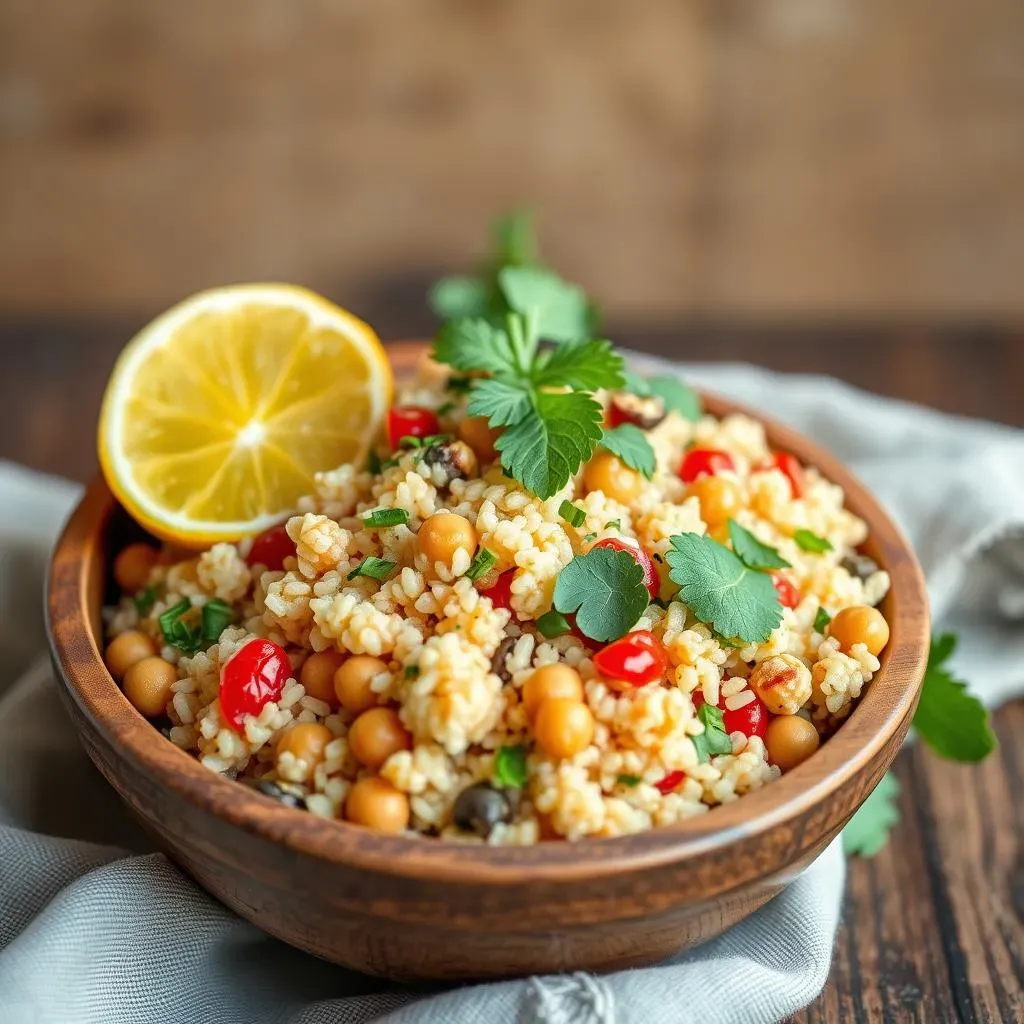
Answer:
top-left (3, 361), bottom-right (1023, 1024)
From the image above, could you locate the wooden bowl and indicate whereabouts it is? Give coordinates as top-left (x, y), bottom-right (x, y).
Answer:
top-left (46, 341), bottom-right (929, 981)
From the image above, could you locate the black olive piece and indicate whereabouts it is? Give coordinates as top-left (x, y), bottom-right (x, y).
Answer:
top-left (491, 636), bottom-right (517, 684)
top-left (841, 553), bottom-right (880, 580)
top-left (609, 394), bottom-right (666, 431)
top-left (452, 782), bottom-right (514, 838)
top-left (242, 777), bottom-right (305, 810)
top-left (421, 439), bottom-right (478, 487)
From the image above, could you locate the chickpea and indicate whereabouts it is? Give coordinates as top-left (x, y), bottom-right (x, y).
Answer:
top-left (113, 542), bottom-right (159, 594)
top-left (829, 605), bottom-right (890, 657)
top-left (582, 451), bottom-right (643, 505)
top-left (417, 512), bottom-right (478, 567)
top-left (765, 715), bottom-right (820, 772)
top-left (300, 650), bottom-right (344, 706)
top-left (334, 655), bottom-right (388, 713)
top-left (749, 654), bottom-right (813, 716)
top-left (687, 476), bottom-right (743, 529)
top-left (104, 630), bottom-right (158, 680)
top-left (122, 656), bottom-right (177, 718)
top-left (275, 723), bottom-right (334, 781)
top-left (345, 776), bottom-right (410, 833)
top-left (534, 698), bottom-right (595, 760)
top-left (349, 707), bottom-right (412, 769)
top-left (458, 415), bottom-right (502, 462)
top-left (522, 664), bottom-right (584, 721)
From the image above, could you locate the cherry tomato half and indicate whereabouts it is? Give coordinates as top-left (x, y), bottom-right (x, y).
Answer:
top-left (220, 638), bottom-right (291, 732)
top-left (387, 406), bottom-right (440, 450)
top-left (481, 569), bottom-right (515, 614)
top-left (593, 629), bottom-right (667, 687)
top-left (592, 538), bottom-right (659, 601)
top-left (679, 448), bottom-right (735, 484)
top-left (763, 452), bottom-right (806, 499)
top-left (606, 394), bottom-right (665, 431)
top-left (772, 573), bottom-right (801, 609)
top-left (245, 523), bottom-right (294, 571)
top-left (693, 689), bottom-right (769, 739)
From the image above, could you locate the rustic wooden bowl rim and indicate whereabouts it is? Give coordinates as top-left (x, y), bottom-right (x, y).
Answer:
top-left (47, 341), bottom-right (929, 885)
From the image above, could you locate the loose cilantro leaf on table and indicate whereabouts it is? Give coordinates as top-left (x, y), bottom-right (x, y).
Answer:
top-left (913, 633), bottom-right (997, 763)
top-left (599, 425), bottom-right (656, 478)
top-left (553, 546), bottom-right (650, 642)
top-left (692, 703), bottom-right (734, 763)
top-left (843, 772), bottom-right (900, 858)
top-left (794, 529), bottom-right (833, 553)
top-left (493, 745), bottom-right (528, 789)
top-left (623, 371), bottom-right (702, 421)
top-left (727, 520), bottom-right (790, 571)
top-left (666, 533), bottom-right (784, 644)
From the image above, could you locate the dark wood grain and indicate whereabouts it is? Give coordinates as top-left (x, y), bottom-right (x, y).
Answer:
top-left (45, 344), bottom-right (929, 980)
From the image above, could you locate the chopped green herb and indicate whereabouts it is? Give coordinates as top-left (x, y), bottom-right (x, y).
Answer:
top-left (794, 529), bottom-right (833, 553)
top-left (691, 703), bottom-right (734, 763)
top-left (843, 772), bottom-right (900, 858)
top-left (380, 457), bottom-right (400, 471)
top-left (366, 449), bottom-right (382, 474)
top-left (404, 664), bottom-right (420, 680)
top-left (493, 745), bottom-right (528, 789)
top-left (559, 500), bottom-right (586, 529)
top-left (599, 424), bottom-right (656, 478)
top-left (553, 546), bottom-right (650, 643)
top-left (347, 557), bottom-right (397, 581)
top-left (583, 532), bottom-right (597, 543)
top-left (362, 508), bottom-right (410, 529)
top-left (158, 598), bottom-right (203, 655)
top-left (617, 774), bottom-right (643, 787)
top-left (437, 401), bottom-right (455, 417)
top-left (536, 609), bottom-right (572, 639)
top-left (666, 533), bottom-right (783, 644)
top-left (133, 584), bottom-right (158, 616)
top-left (814, 607), bottom-right (832, 633)
top-left (466, 547), bottom-right (498, 582)
top-left (604, 519), bottom-right (621, 531)
top-left (446, 375), bottom-right (474, 394)
top-left (200, 599), bottom-right (234, 643)
top-left (728, 520), bottom-right (791, 571)
top-left (398, 435), bottom-right (423, 448)
top-left (421, 433), bottom-right (453, 447)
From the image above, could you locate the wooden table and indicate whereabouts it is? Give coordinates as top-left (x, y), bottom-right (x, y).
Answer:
top-left (2, 316), bottom-right (1022, 1022)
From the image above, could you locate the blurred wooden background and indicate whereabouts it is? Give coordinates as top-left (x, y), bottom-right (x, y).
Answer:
top-left (1, 0), bottom-right (1023, 323)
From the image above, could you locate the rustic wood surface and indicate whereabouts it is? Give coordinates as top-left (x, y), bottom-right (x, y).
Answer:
top-left (13, 316), bottom-right (1022, 1014)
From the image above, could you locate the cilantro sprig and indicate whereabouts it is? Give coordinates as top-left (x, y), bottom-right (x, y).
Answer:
top-left (553, 546), bottom-right (650, 642)
top-left (692, 703), bottom-right (734, 763)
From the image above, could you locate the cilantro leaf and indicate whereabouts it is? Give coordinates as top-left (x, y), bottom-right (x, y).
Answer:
top-left (600, 425), bottom-right (656, 478)
top-left (429, 277), bottom-right (492, 322)
top-left (466, 376), bottom-right (534, 425)
top-left (647, 376), bottom-right (701, 421)
top-left (490, 390), bottom-right (604, 500)
top-left (536, 609), bottom-right (572, 638)
top-left (493, 745), bottom-right (528, 789)
top-left (843, 772), bottom-right (900, 858)
top-left (692, 702), bottom-right (734, 763)
top-left (912, 633), bottom-right (996, 763)
top-left (728, 520), bottom-right (790, 571)
top-left (433, 318), bottom-right (519, 376)
top-left (794, 529), bottom-right (833, 553)
top-left (532, 339), bottom-right (625, 392)
top-left (498, 266), bottom-right (590, 343)
top-left (553, 546), bottom-right (650, 642)
top-left (666, 533), bottom-right (783, 644)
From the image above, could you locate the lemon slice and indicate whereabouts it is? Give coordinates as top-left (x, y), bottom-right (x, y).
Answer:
top-left (99, 284), bottom-right (392, 545)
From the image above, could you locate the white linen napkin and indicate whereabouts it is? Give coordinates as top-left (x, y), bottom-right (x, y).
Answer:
top-left (2, 360), bottom-right (1023, 1024)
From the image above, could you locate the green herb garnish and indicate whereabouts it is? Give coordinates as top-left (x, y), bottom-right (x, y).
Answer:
top-left (158, 598), bottom-right (203, 655)
top-left (814, 607), bottom-right (832, 633)
top-left (691, 703), bottom-right (734, 763)
top-left (466, 548), bottom-right (498, 582)
top-left (437, 401), bottom-right (455, 417)
top-left (553, 546), bottom-right (650, 642)
top-left (604, 519), bottom-right (621, 531)
top-left (623, 371), bottom-right (701, 421)
top-left (347, 557), bottom-right (397, 582)
top-left (366, 449), bottom-right (382, 474)
top-left (727, 520), bottom-right (790, 571)
top-left (535, 609), bottom-right (572, 639)
top-left (794, 529), bottom-right (833, 553)
top-left (583, 532), bottom-right (597, 543)
top-left (843, 772), bottom-right (900, 857)
top-left (200, 599), bottom-right (234, 643)
top-left (599, 424), bottom-right (656, 478)
top-left (404, 664), bottom-right (420, 680)
top-left (558, 501), bottom-right (586, 529)
top-left (666, 533), bottom-right (783, 644)
top-left (362, 508), bottom-right (409, 529)
top-left (133, 584), bottom-right (158, 616)
top-left (617, 774), bottom-right (643, 787)
top-left (493, 744), bottom-right (528, 789)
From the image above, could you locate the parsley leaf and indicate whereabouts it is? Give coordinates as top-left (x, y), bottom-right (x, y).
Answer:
top-left (493, 745), bottom-right (528, 789)
top-left (498, 266), bottom-right (590, 343)
top-left (553, 546), bottom-right (650, 642)
top-left (913, 633), bottom-right (996, 762)
top-left (433, 318), bottom-right (519, 376)
top-left (429, 276), bottom-right (491, 322)
top-left (533, 338), bottom-right (625, 391)
top-left (666, 533), bottom-right (783, 644)
top-left (492, 207), bottom-right (537, 267)
top-left (728, 520), bottom-right (790, 571)
top-left (600, 425), bottom-right (656, 478)
top-left (794, 529), bottom-right (833, 553)
top-left (692, 703), bottom-right (734, 763)
top-left (814, 607), bottom-right (832, 633)
top-left (843, 772), bottom-right (900, 858)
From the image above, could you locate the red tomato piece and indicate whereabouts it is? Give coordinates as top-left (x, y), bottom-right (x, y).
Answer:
top-left (592, 538), bottom-right (660, 601)
top-left (387, 406), bottom-right (440, 450)
top-left (655, 770), bottom-right (686, 795)
top-left (772, 573), bottom-right (801, 609)
top-left (245, 523), bottom-right (294, 571)
top-left (593, 629), bottom-right (667, 687)
top-left (679, 448), bottom-right (735, 484)
top-left (220, 638), bottom-right (291, 732)
top-left (481, 569), bottom-right (516, 614)
top-left (692, 690), bottom-right (769, 739)
top-left (765, 452), bottom-right (806, 498)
